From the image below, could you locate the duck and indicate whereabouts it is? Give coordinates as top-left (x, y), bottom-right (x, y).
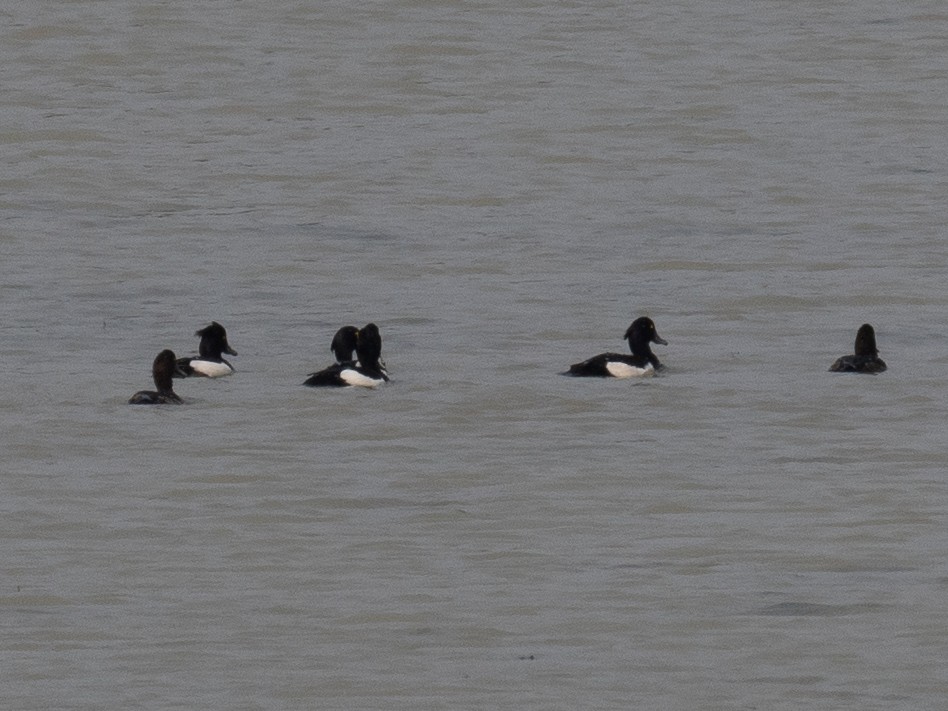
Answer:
top-left (129, 350), bottom-right (186, 404)
top-left (829, 323), bottom-right (887, 374)
top-left (566, 316), bottom-right (667, 378)
top-left (175, 321), bottom-right (238, 378)
top-left (304, 323), bottom-right (390, 388)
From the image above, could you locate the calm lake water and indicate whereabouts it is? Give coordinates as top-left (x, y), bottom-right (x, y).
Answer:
top-left (4, 1), bottom-right (948, 708)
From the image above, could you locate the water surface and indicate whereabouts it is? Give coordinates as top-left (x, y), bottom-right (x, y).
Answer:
top-left (3, 1), bottom-right (948, 708)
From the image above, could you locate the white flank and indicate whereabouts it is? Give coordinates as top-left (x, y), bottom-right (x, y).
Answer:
top-left (605, 361), bottom-right (654, 379)
top-left (340, 368), bottom-right (383, 388)
top-left (190, 360), bottom-right (234, 378)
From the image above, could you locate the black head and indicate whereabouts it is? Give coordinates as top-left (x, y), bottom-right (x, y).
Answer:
top-left (330, 325), bottom-right (359, 363)
top-left (153, 349), bottom-right (185, 392)
top-left (623, 316), bottom-right (667, 368)
top-left (356, 322), bottom-right (383, 365)
top-left (853, 323), bottom-right (879, 357)
top-left (624, 317), bottom-right (667, 348)
top-left (196, 321), bottom-right (238, 358)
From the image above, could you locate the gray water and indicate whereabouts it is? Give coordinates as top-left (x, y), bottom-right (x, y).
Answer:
top-left (4, 1), bottom-right (948, 708)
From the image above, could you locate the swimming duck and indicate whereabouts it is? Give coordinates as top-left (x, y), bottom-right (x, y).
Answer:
top-left (129, 350), bottom-right (186, 404)
top-left (566, 316), bottom-right (667, 378)
top-left (304, 323), bottom-right (390, 388)
top-left (175, 321), bottom-right (238, 378)
top-left (829, 323), bottom-right (886, 374)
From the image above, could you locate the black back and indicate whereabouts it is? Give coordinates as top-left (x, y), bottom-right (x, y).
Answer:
top-left (303, 363), bottom-right (348, 387)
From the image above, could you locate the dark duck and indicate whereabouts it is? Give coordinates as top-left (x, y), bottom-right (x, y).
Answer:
top-left (175, 321), bottom-right (238, 378)
top-left (829, 323), bottom-right (886, 374)
top-left (304, 323), bottom-right (390, 388)
top-left (129, 350), bottom-right (187, 404)
top-left (566, 316), bottom-right (667, 378)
